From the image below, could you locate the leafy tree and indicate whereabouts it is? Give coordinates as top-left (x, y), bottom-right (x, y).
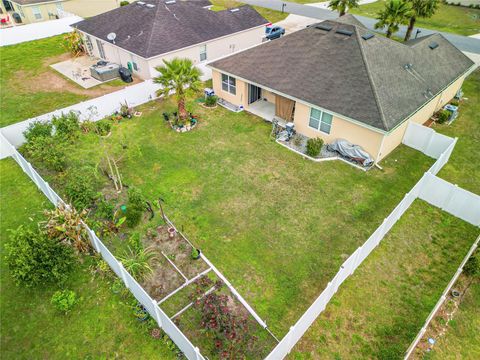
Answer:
top-left (404, 0), bottom-right (439, 41)
top-left (328, 0), bottom-right (359, 16)
top-left (5, 225), bottom-right (75, 287)
top-left (153, 58), bottom-right (202, 122)
top-left (375, 0), bottom-right (413, 38)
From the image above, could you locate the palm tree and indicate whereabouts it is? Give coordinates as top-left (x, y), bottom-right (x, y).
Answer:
top-left (375, 0), bottom-right (413, 38)
top-left (154, 58), bottom-right (202, 122)
top-left (404, 0), bottom-right (438, 41)
top-left (328, 0), bottom-right (359, 16)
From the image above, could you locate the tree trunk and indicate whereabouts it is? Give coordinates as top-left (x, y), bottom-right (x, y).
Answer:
top-left (339, 9), bottom-right (346, 16)
top-left (386, 28), bottom-right (392, 38)
top-left (178, 97), bottom-right (188, 122)
top-left (404, 16), bottom-right (416, 41)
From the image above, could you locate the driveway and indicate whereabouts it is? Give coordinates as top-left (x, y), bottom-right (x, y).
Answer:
top-left (244, 0), bottom-right (480, 54)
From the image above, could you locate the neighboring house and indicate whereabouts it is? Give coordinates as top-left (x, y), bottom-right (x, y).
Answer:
top-left (208, 15), bottom-right (476, 162)
top-left (73, 0), bottom-right (268, 80)
top-left (4, 0), bottom-right (120, 24)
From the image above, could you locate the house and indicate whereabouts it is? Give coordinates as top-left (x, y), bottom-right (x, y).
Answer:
top-left (72, 0), bottom-right (268, 80)
top-left (2, 0), bottom-right (120, 24)
top-left (208, 15), bottom-right (476, 162)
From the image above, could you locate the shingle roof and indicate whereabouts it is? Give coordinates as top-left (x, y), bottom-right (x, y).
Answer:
top-left (210, 19), bottom-right (475, 132)
top-left (11, 0), bottom-right (58, 5)
top-left (73, 1), bottom-right (267, 59)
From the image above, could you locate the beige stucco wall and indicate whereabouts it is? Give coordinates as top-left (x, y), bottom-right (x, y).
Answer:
top-left (63, 0), bottom-right (118, 18)
top-left (261, 89), bottom-right (276, 103)
top-left (212, 69), bottom-right (248, 106)
top-left (378, 74), bottom-right (466, 161)
top-left (11, 1), bottom-right (61, 23)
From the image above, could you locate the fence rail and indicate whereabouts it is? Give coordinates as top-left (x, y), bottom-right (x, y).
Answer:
top-left (404, 235), bottom-right (480, 359)
top-left (1, 135), bottom-right (205, 360)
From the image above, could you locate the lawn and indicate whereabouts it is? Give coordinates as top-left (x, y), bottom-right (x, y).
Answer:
top-left (349, 1), bottom-right (480, 36)
top-left (20, 86), bottom-right (435, 344)
top-left (428, 280), bottom-right (480, 359)
top-left (0, 35), bottom-right (133, 128)
top-left (0, 158), bottom-right (177, 359)
top-left (210, 0), bottom-right (288, 23)
top-left (288, 200), bottom-right (479, 359)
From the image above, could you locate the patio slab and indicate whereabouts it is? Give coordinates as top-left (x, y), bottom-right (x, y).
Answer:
top-left (50, 56), bottom-right (110, 89)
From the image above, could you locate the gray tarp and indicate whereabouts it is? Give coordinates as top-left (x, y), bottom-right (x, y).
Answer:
top-left (327, 139), bottom-right (374, 167)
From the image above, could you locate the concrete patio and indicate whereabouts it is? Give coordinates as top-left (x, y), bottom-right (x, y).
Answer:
top-left (247, 99), bottom-right (276, 122)
top-left (50, 56), bottom-right (112, 89)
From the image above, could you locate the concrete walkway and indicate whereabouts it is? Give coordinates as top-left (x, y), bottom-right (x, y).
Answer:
top-left (244, 0), bottom-right (480, 54)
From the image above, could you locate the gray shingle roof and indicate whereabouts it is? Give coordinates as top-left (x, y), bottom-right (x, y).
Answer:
top-left (210, 19), bottom-right (474, 132)
top-left (73, 1), bottom-right (267, 59)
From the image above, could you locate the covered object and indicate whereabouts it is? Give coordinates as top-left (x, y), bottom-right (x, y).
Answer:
top-left (327, 139), bottom-right (374, 167)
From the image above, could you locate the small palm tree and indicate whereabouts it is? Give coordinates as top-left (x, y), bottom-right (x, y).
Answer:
top-left (375, 0), bottom-right (413, 38)
top-left (329, 0), bottom-right (359, 16)
top-left (404, 0), bottom-right (438, 41)
top-left (154, 58), bottom-right (202, 122)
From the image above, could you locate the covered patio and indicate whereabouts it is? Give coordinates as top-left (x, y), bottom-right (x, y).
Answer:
top-left (246, 84), bottom-right (295, 127)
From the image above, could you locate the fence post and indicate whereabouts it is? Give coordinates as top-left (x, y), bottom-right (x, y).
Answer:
top-left (441, 183), bottom-right (458, 211)
top-left (88, 228), bottom-right (100, 253)
top-left (195, 346), bottom-right (201, 360)
top-left (118, 261), bottom-right (130, 289)
top-left (423, 130), bottom-right (435, 155)
top-left (152, 300), bottom-right (163, 328)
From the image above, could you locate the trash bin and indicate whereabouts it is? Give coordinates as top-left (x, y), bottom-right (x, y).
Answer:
top-left (12, 12), bottom-right (22, 23)
top-left (118, 67), bottom-right (133, 83)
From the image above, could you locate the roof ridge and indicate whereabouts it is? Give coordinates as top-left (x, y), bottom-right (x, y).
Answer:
top-left (144, 1), bottom-right (165, 58)
top-left (353, 27), bottom-right (389, 131)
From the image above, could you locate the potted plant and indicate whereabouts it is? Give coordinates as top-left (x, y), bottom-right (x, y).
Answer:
top-left (168, 227), bottom-right (176, 238)
top-left (134, 304), bottom-right (149, 321)
top-left (191, 248), bottom-right (201, 260)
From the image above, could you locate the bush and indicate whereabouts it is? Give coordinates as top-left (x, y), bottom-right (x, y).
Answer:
top-left (23, 121), bottom-right (53, 142)
top-left (95, 197), bottom-right (115, 220)
top-left (95, 120), bottom-right (112, 136)
top-left (64, 166), bottom-right (97, 210)
top-left (437, 110), bottom-right (450, 124)
top-left (120, 0), bottom-right (129, 5)
top-left (119, 246), bottom-right (156, 281)
top-left (205, 95), bottom-right (218, 107)
top-left (126, 186), bottom-right (146, 227)
top-left (51, 290), bottom-right (77, 313)
top-left (450, 99), bottom-right (459, 107)
top-left (306, 137), bottom-right (324, 157)
top-left (23, 136), bottom-right (67, 172)
top-left (464, 254), bottom-right (479, 277)
top-left (5, 225), bottom-right (75, 287)
top-left (52, 112), bottom-right (81, 140)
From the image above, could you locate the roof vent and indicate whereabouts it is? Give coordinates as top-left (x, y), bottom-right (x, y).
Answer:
top-left (403, 63), bottom-right (413, 70)
top-left (165, 0), bottom-right (176, 4)
top-left (429, 42), bottom-right (439, 50)
top-left (229, 8), bottom-right (240, 12)
top-left (315, 24), bottom-right (333, 31)
top-left (336, 28), bottom-right (353, 36)
top-left (361, 33), bottom-right (374, 40)
top-left (137, 1), bottom-right (145, 4)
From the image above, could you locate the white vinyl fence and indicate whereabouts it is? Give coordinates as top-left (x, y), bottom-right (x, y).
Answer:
top-left (404, 234), bottom-right (480, 359)
top-left (0, 80), bottom-right (160, 151)
top-left (1, 135), bottom-right (205, 360)
top-left (265, 122), bottom-right (479, 360)
top-left (0, 15), bottom-right (83, 47)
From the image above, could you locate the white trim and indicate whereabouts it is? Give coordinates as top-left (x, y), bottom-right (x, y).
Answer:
top-left (11, 0), bottom-right (64, 7)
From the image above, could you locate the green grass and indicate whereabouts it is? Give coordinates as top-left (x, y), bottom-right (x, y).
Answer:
top-left (349, 1), bottom-right (480, 36)
top-left (434, 70), bottom-right (480, 194)
top-left (288, 200), bottom-right (479, 359)
top-left (0, 158), bottom-right (176, 359)
top-left (428, 280), bottom-right (480, 359)
top-left (23, 90), bottom-right (434, 340)
top-left (210, 0), bottom-right (288, 23)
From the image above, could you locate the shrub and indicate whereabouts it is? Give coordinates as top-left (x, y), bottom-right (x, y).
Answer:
top-left (5, 225), bottom-right (75, 287)
top-left (464, 254), bottom-right (479, 277)
top-left (23, 121), bottom-right (53, 142)
top-left (44, 203), bottom-right (91, 253)
top-left (95, 120), bottom-right (112, 136)
top-left (95, 197), bottom-right (115, 220)
top-left (63, 31), bottom-right (84, 57)
top-left (128, 232), bottom-right (143, 252)
top-left (64, 166), bottom-right (97, 210)
top-left (120, 0), bottom-right (129, 5)
top-left (450, 99), bottom-right (459, 107)
top-left (205, 95), bottom-right (218, 107)
top-left (126, 186), bottom-right (146, 227)
top-left (52, 111), bottom-right (81, 140)
top-left (191, 248), bottom-right (200, 259)
top-left (437, 110), bottom-right (450, 124)
top-left (80, 120), bottom-right (96, 134)
top-left (51, 290), bottom-right (77, 313)
top-left (119, 246), bottom-right (156, 281)
top-left (23, 136), bottom-right (67, 172)
top-left (306, 137), bottom-right (324, 157)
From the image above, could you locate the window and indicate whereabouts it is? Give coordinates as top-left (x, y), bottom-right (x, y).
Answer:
top-left (308, 108), bottom-right (333, 134)
top-left (199, 44), bottom-right (207, 62)
top-left (221, 73), bottom-right (236, 95)
top-left (32, 6), bottom-right (42, 20)
top-left (96, 39), bottom-right (106, 59)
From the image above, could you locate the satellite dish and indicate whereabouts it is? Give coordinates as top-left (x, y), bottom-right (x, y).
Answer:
top-left (107, 32), bottom-right (116, 44)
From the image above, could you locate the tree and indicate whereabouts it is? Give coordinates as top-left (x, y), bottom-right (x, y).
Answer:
top-left (153, 58), bottom-right (202, 122)
top-left (375, 0), bottom-right (413, 38)
top-left (328, 0), bottom-right (359, 17)
top-left (404, 0), bottom-right (438, 41)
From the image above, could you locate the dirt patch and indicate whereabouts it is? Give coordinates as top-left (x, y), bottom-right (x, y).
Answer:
top-left (142, 255), bottom-right (184, 301)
